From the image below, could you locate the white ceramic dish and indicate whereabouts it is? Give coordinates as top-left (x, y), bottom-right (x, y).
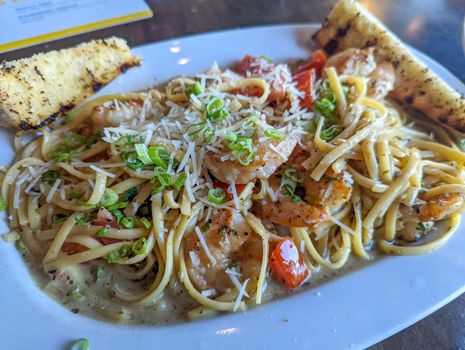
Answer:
top-left (1, 24), bottom-right (465, 350)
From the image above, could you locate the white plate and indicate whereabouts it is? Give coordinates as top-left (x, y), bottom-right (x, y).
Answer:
top-left (1, 24), bottom-right (464, 350)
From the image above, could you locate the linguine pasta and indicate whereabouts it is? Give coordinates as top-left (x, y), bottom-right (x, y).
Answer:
top-left (3, 51), bottom-right (465, 323)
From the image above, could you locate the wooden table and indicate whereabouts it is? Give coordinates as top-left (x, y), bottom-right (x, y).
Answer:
top-left (3, 0), bottom-right (465, 348)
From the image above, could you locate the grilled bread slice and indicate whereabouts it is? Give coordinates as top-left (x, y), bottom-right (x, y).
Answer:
top-left (314, 0), bottom-right (465, 133)
top-left (0, 37), bottom-right (140, 130)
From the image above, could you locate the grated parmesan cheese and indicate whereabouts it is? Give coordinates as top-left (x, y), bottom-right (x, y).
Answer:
top-left (194, 226), bottom-right (216, 265)
top-left (90, 164), bottom-right (115, 178)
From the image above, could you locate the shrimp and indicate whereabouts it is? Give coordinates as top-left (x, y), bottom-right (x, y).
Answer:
top-left (184, 209), bottom-right (262, 292)
top-left (252, 146), bottom-right (353, 227)
top-left (205, 126), bottom-right (297, 184)
top-left (418, 193), bottom-right (464, 222)
top-left (324, 47), bottom-right (395, 100)
top-left (396, 193), bottom-right (463, 241)
top-left (90, 100), bottom-right (142, 127)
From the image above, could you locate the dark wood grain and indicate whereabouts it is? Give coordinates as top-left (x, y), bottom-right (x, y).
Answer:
top-left (2, 0), bottom-right (465, 348)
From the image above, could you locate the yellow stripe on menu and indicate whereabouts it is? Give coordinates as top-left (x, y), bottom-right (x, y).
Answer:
top-left (0, 10), bottom-right (153, 53)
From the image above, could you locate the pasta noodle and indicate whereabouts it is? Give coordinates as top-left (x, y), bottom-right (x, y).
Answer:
top-left (3, 51), bottom-right (465, 325)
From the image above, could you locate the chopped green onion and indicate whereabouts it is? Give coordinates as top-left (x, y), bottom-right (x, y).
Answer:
top-left (141, 217), bottom-right (152, 230)
top-left (187, 122), bottom-right (207, 136)
top-left (208, 188), bottom-right (226, 204)
top-left (264, 128), bottom-right (284, 140)
top-left (148, 146), bottom-right (171, 169)
top-left (221, 130), bottom-right (237, 142)
top-left (241, 113), bottom-right (259, 137)
top-left (71, 289), bottom-right (85, 301)
top-left (186, 81), bottom-right (203, 97)
top-left (15, 239), bottom-right (27, 256)
top-left (172, 173), bottom-right (187, 191)
top-left (48, 144), bottom-right (74, 162)
top-left (152, 167), bottom-right (172, 194)
top-left (75, 214), bottom-right (92, 227)
top-left (203, 128), bottom-right (215, 143)
top-left (121, 151), bottom-right (145, 170)
top-left (0, 196), bottom-right (6, 211)
top-left (106, 250), bottom-right (120, 263)
top-left (236, 148), bottom-right (255, 166)
top-left (121, 216), bottom-right (135, 229)
top-left (92, 266), bottom-right (105, 283)
top-left (228, 135), bottom-right (253, 152)
top-left (69, 338), bottom-right (89, 350)
top-left (65, 134), bottom-right (85, 150)
top-left (95, 228), bottom-right (109, 238)
top-left (106, 202), bottom-right (128, 211)
top-left (259, 54), bottom-right (273, 63)
top-left (206, 96), bottom-right (228, 120)
top-left (123, 187), bottom-right (138, 202)
top-left (111, 210), bottom-right (124, 223)
top-left (316, 97), bottom-right (336, 117)
top-left (41, 170), bottom-right (60, 186)
top-left (320, 124), bottom-right (340, 142)
top-left (228, 135), bottom-right (255, 166)
top-left (132, 237), bottom-right (148, 255)
top-left (98, 188), bottom-right (119, 207)
top-left (135, 143), bottom-right (153, 165)
top-left (291, 195), bottom-right (302, 202)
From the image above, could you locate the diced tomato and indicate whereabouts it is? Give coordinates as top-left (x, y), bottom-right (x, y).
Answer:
top-left (230, 86), bottom-right (264, 97)
top-left (293, 68), bottom-right (316, 109)
top-left (93, 207), bottom-right (119, 228)
top-left (213, 179), bottom-right (247, 200)
top-left (97, 237), bottom-right (120, 245)
top-left (234, 55), bottom-right (260, 76)
top-left (62, 243), bottom-right (88, 255)
top-left (294, 50), bottom-right (327, 77)
top-left (270, 237), bottom-right (309, 289)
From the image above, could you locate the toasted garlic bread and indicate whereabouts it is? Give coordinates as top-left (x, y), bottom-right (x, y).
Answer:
top-left (0, 37), bottom-right (140, 130)
top-left (314, 0), bottom-right (465, 133)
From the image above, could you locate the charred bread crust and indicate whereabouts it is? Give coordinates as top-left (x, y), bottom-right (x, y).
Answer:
top-left (0, 37), bottom-right (141, 130)
top-left (314, 0), bottom-right (465, 133)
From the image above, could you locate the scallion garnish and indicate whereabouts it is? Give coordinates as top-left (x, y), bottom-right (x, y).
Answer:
top-left (121, 151), bottom-right (145, 170)
top-left (15, 239), bottom-right (27, 256)
top-left (203, 128), bottom-right (215, 143)
top-left (69, 338), bottom-right (89, 350)
top-left (279, 166), bottom-right (303, 200)
top-left (41, 170), bottom-right (60, 186)
top-left (95, 228), bottom-right (109, 238)
top-left (206, 96), bottom-right (228, 120)
top-left (71, 288), bottom-right (85, 301)
top-left (186, 81), bottom-right (203, 97)
top-left (221, 130), bottom-right (238, 142)
top-left (264, 127), bottom-right (284, 140)
top-left (75, 213), bottom-right (93, 227)
top-left (172, 173), bottom-right (187, 191)
top-left (123, 187), bottom-right (138, 202)
top-left (98, 188), bottom-right (119, 207)
top-left (148, 146), bottom-right (171, 169)
top-left (132, 237), bottom-right (148, 255)
top-left (208, 188), bottom-right (226, 204)
top-left (135, 143), bottom-right (153, 165)
top-left (92, 266), bottom-right (105, 283)
top-left (228, 135), bottom-right (255, 166)
top-left (141, 217), bottom-right (152, 230)
top-left (152, 166), bottom-right (172, 194)
top-left (187, 122), bottom-right (207, 136)
top-left (320, 124), bottom-right (340, 142)
top-left (121, 216), bottom-right (135, 229)
top-left (65, 134), bottom-right (85, 150)
top-left (106, 202), bottom-right (128, 211)
top-left (112, 210), bottom-right (124, 223)
top-left (0, 196), bottom-right (5, 211)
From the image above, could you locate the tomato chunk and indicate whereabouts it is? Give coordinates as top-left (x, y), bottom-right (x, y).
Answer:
top-left (234, 54), bottom-right (260, 76)
top-left (230, 86), bottom-right (264, 97)
top-left (213, 179), bottom-right (246, 200)
top-left (62, 243), bottom-right (88, 255)
top-left (294, 49), bottom-right (327, 77)
top-left (293, 68), bottom-right (316, 109)
top-left (270, 237), bottom-right (309, 289)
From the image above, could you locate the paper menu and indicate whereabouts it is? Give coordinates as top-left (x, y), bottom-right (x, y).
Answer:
top-left (0, 0), bottom-right (153, 54)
